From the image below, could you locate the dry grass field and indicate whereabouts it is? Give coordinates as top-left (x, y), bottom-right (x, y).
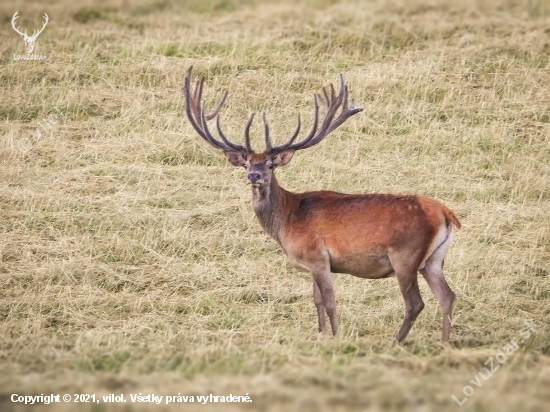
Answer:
top-left (1, 0), bottom-right (549, 410)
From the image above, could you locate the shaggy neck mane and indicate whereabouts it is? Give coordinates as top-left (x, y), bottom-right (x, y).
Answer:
top-left (251, 174), bottom-right (293, 244)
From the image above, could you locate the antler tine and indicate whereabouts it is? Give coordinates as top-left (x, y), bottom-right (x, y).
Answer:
top-left (321, 87), bottom-right (329, 108)
top-left (183, 66), bottom-right (248, 153)
top-left (193, 80), bottom-right (206, 122)
top-left (270, 113), bottom-right (302, 152)
top-left (244, 113), bottom-right (255, 153)
top-left (286, 114), bottom-right (302, 147)
top-left (271, 94), bottom-right (319, 153)
top-left (262, 111), bottom-right (302, 153)
top-left (262, 112), bottom-right (272, 153)
top-left (206, 90), bottom-right (228, 121)
top-left (343, 84), bottom-right (349, 111)
top-left (192, 76), bottom-right (228, 121)
top-left (193, 78), bottom-right (202, 103)
top-left (325, 77), bottom-right (363, 135)
top-left (216, 114), bottom-right (247, 152)
top-left (320, 82), bottom-right (337, 108)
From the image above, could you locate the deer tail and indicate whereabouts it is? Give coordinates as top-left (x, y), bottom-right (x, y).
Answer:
top-left (443, 205), bottom-right (461, 230)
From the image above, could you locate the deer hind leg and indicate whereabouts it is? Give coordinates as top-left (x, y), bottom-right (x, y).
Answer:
top-left (313, 282), bottom-right (326, 333)
top-left (394, 275), bottom-right (424, 343)
top-left (420, 232), bottom-right (456, 342)
top-left (389, 254), bottom-right (425, 343)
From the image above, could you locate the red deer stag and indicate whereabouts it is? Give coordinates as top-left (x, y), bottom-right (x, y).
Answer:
top-left (183, 67), bottom-right (461, 342)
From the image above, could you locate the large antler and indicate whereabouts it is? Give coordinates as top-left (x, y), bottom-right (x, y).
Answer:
top-left (183, 66), bottom-right (253, 154)
top-left (266, 75), bottom-right (363, 154)
top-left (183, 67), bottom-right (362, 155)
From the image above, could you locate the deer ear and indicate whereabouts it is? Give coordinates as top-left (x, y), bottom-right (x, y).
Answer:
top-left (224, 151), bottom-right (247, 167)
top-left (272, 150), bottom-right (295, 167)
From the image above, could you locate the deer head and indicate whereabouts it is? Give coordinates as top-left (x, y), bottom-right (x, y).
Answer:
top-left (12, 11), bottom-right (49, 55)
top-left (183, 67), bottom-right (363, 190)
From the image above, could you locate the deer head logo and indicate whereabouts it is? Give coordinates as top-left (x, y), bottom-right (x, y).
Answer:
top-left (12, 11), bottom-right (49, 55)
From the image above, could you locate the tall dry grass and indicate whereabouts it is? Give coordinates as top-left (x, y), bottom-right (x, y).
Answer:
top-left (0, 0), bottom-right (549, 411)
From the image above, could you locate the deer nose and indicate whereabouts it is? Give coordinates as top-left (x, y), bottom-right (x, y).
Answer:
top-left (248, 172), bottom-right (261, 183)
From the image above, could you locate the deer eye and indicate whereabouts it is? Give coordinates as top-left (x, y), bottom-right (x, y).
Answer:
top-left (268, 164), bottom-right (273, 169)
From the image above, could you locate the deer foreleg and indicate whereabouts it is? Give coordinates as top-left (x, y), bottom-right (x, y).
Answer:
top-left (312, 269), bottom-right (338, 335)
top-left (313, 282), bottom-right (326, 333)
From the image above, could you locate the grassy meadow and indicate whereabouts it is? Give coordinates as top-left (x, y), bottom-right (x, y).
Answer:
top-left (1, 0), bottom-right (549, 410)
